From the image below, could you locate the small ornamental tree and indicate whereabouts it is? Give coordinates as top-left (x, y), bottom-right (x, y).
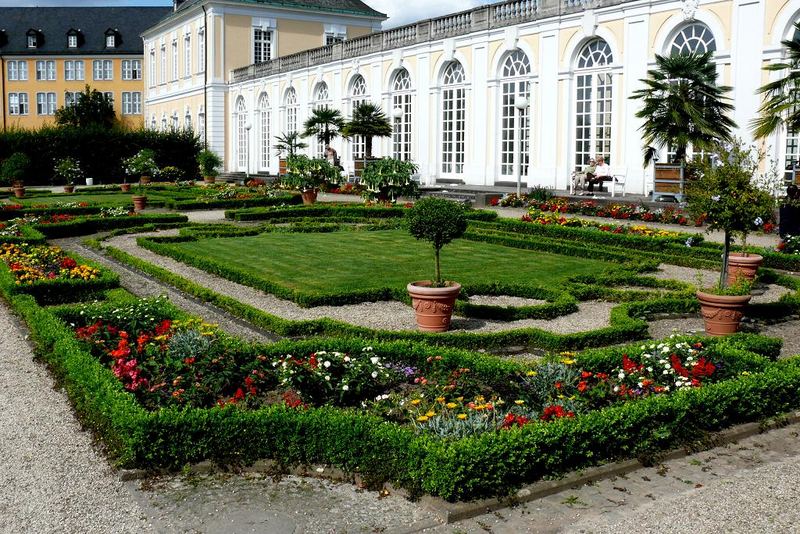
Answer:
top-left (685, 140), bottom-right (775, 289)
top-left (281, 155), bottom-right (342, 192)
top-left (0, 152), bottom-right (30, 186)
top-left (273, 132), bottom-right (308, 159)
top-left (54, 85), bottom-right (116, 129)
top-left (53, 157), bottom-right (83, 185)
top-left (360, 158), bottom-right (420, 202)
top-left (406, 197), bottom-right (468, 287)
top-left (197, 149), bottom-right (222, 178)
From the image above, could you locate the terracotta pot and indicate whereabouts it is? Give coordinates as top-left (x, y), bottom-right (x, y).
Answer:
top-left (120, 183), bottom-right (132, 192)
top-left (11, 180), bottom-right (23, 188)
top-left (407, 281), bottom-right (461, 332)
top-left (696, 290), bottom-right (752, 337)
top-left (63, 185), bottom-right (75, 194)
top-left (132, 195), bottom-right (147, 211)
top-left (13, 186), bottom-right (25, 199)
top-left (301, 189), bottom-right (318, 205)
top-left (726, 253), bottom-right (763, 285)
top-left (279, 159), bottom-right (287, 176)
top-left (140, 175), bottom-right (151, 184)
top-left (203, 176), bottom-right (216, 184)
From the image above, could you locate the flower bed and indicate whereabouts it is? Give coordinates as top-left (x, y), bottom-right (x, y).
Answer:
top-left (778, 235), bottom-right (800, 256)
top-left (11, 289), bottom-right (799, 501)
top-left (0, 242), bottom-right (118, 303)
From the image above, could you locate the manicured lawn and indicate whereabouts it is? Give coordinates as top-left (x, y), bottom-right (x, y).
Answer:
top-left (168, 230), bottom-right (614, 293)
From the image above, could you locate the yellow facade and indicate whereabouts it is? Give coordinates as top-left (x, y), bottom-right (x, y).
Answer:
top-left (1, 55), bottom-right (147, 130)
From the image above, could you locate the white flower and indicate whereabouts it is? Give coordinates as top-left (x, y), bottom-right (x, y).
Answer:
top-left (343, 356), bottom-right (350, 362)
top-left (618, 371), bottom-right (626, 379)
top-left (371, 371), bottom-right (378, 378)
top-left (712, 195), bottom-right (721, 202)
top-left (663, 370), bottom-right (669, 375)
top-left (685, 238), bottom-right (693, 248)
top-left (370, 356), bottom-right (380, 365)
top-left (647, 367), bottom-right (653, 372)
top-left (754, 217), bottom-right (763, 226)
top-left (324, 375), bottom-right (330, 381)
top-left (613, 386), bottom-right (619, 392)
top-left (323, 361), bottom-right (331, 368)
top-left (342, 385), bottom-right (349, 391)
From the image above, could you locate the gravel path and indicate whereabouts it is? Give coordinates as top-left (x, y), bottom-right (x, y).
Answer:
top-left (0, 300), bottom-right (154, 533)
top-left (103, 232), bottom-right (615, 335)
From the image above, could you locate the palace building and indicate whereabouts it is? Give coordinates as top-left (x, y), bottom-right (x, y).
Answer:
top-left (0, 7), bottom-right (171, 130)
top-left (141, 0), bottom-right (798, 194)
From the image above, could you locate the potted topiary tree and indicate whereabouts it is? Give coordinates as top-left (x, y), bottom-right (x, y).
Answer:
top-left (123, 149), bottom-right (159, 211)
top-left (406, 197), bottom-right (468, 332)
top-left (54, 157), bottom-right (82, 194)
top-left (281, 155), bottom-right (341, 204)
top-left (197, 149), bottom-right (222, 184)
top-left (360, 158), bottom-right (420, 203)
top-left (1, 152), bottom-right (30, 198)
top-left (685, 140), bottom-right (776, 336)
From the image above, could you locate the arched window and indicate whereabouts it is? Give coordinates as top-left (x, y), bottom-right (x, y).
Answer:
top-left (161, 114), bottom-right (167, 131)
top-left (235, 96), bottom-right (247, 171)
top-left (391, 69), bottom-right (413, 161)
top-left (670, 22), bottom-right (716, 56)
top-left (441, 61), bottom-right (466, 175)
top-left (574, 38), bottom-right (613, 167)
top-left (171, 112), bottom-right (179, 130)
top-left (198, 106), bottom-right (205, 143)
top-left (785, 25), bottom-right (800, 179)
top-left (349, 74), bottom-right (368, 159)
top-left (284, 87), bottom-right (298, 134)
top-left (258, 92), bottom-right (270, 170)
top-left (150, 115), bottom-right (156, 130)
top-left (184, 108), bottom-right (192, 131)
top-left (312, 82), bottom-right (330, 156)
top-left (499, 50), bottom-right (531, 177)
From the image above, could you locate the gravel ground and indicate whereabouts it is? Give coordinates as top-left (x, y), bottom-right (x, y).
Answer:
top-left (104, 233), bottom-right (615, 335)
top-left (0, 300), bottom-right (154, 533)
top-left (467, 295), bottom-right (547, 307)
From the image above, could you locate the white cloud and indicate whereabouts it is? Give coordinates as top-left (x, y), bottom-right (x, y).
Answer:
top-left (365, 0), bottom-right (493, 29)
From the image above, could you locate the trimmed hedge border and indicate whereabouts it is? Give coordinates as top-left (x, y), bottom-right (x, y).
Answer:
top-left (6, 284), bottom-right (800, 501)
top-left (225, 205), bottom-right (500, 222)
top-left (32, 214), bottom-right (189, 239)
top-left (164, 193), bottom-right (302, 211)
top-left (0, 224), bottom-right (47, 245)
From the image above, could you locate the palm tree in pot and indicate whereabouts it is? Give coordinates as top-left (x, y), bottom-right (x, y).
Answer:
top-left (343, 102), bottom-right (392, 164)
top-left (406, 197), bottom-right (468, 332)
top-left (273, 131), bottom-right (308, 176)
top-left (303, 105), bottom-right (345, 153)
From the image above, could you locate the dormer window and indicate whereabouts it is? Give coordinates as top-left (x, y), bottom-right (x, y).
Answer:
top-left (66, 29), bottom-right (82, 48)
top-left (26, 29), bottom-right (40, 48)
top-left (0, 30), bottom-right (7, 48)
top-left (104, 28), bottom-right (119, 48)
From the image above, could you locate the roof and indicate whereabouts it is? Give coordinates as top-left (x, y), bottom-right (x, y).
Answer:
top-left (0, 7), bottom-right (172, 56)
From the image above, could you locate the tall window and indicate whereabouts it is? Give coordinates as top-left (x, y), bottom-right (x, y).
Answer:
top-left (36, 60), bottom-right (55, 81)
top-left (258, 93), bottom-right (271, 169)
top-left (122, 92), bottom-right (141, 115)
top-left (149, 49), bottom-right (156, 86)
top-left (122, 60), bottom-right (141, 80)
top-left (391, 69), bottom-right (413, 161)
top-left (162, 115), bottom-right (167, 130)
top-left (160, 45), bottom-right (167, 84)
top-left (36, 92), bottom-right (56, 115)
top-left (198, 107), bottom-right (206, 142)
top-left (349, 75), bottom-right (367, 159)
top-left (312, 82), bottom-right (330, 156)
top-left (198, 29), bottom-right (205, 73)
top-left (65, 91), bottom-right (80, 107)
top-left (235, 97), bottom-right (248, 170)
top-left (499, 50), bottom-right (532, 177)
top-left (574, 38), bottom-right (613, 167)
top-left (440, 61), bottom-right (466, 175)
top-left (172, 40), bottom-right (178, 81)
top-left (670, 22), bottom-right (717, 56)
top-left (7, 60), bottom-right (28, 81)
top-left (65, 60), bottom-right (84, 81)
top-left (184, 34), bottom-right (191, 77)
top-left (93, 60), bottom-right (113, 81)
top-left (184, 109), bottom-right (192, 130)
top-left (285, 87), bottom-right (298, 134)
top-left (254, 28), bottom-right (273, 63)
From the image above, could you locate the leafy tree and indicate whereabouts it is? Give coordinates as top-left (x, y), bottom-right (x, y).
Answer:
top-left (630, 52), bottom-right (735, 165)
top-left (342, 102), bottom-right (392, 159)
top-left (303, 105), bottom-right (345, 147)
top-left (360, 158), bottom-right (419, 202)
top-left (273, 131), bottom-right (308, 159)
top-left (407, 197), bottom-right (467, 287)
top-left (752, 22), bottom-right (800, 140)
top-left (0, 152), bottom-right (30, 186)
top-left (55, 85), bottom-right (116, 129)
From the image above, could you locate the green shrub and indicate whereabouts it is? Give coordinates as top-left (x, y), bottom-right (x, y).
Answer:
top-left (407, 198), bottom-right (468, 286)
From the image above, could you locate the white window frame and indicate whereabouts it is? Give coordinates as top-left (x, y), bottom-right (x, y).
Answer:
top-left (172, 40), bottom-right (179, 81)
top-left (184, 34), bottom-right (191, 77)
top-left (235, 97), bottom-right (248, 170)
top-left (68, 34), bottom-right (78, 48)
top-left (149, 49), bottom-right (156, 87)
top-left (258, 93), bottom-right (271, 170)
top-left (27, 34), bottom-right (36, 48)
top-left (284, 87), bottom-right (298, 135)
top-left (106, 34), bottom-right (116, 48)
top-left (160, 44), bottom-right (167, 84)
top-left (573, 38), bottom-right (615, 168)
top-left (65, 91), bottom-right (80, 107)
top-left (498, 51), bottom-right (532, 178)
top-left (253, 28), bottom-right (274, 64)
top-left (7, 61), bottom-right (18, 81)
top-left (65, 60), bottom-right (84, 81)
top-left (348, 75), bottom-right (368, 160)
top-left (36, 60), bottom-right (55, 81)
top-left (93, 59), bottom-right (113, 81)
top-left (440, 61), bottom-right (467, 176)
top-left (198, 29), bottom-right (206, 73)
top-left (36, 92), bottom-right (55, 115)
top-left (391, 69), bottom-right (413, 162)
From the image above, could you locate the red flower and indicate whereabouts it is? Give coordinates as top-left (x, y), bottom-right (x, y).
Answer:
top-left (183, 357), bottom-right (195, 365)
top-left (580, 371), bottom-right (592, 379)
top-left (540, 405), bottom-right (574, 422)
top-left (577, 381), bottom-right (588, 393)
top-left (690, 357), bottom-right (715, 378)
top-left (60, 257), bottom-right (77, 269)
top-left (155, 319), bottom-right (172, 336)
top-left (622, 354), bottom-right (642, 373)
top-left (670, 354), bottom-right (689, 378)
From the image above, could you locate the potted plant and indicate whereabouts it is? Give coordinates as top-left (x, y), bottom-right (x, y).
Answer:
top-left (281, 155), bottom-right (341, 204)
top-left (406, 197), bottom-right (468, 332)
top-left (303, 106), bottom-right (345, 149)
top-left (685, 140), bottom-right (775, 336)
top-left (54, 157), bottom-right (82, 194)
top-left (123, 149), bottom-right (158, 185)
top-left (1, 152), bottom-right (30, 198)
top-left (197, 149), bottom-right (222, 184)
top-left (120, 177), bottom-right (131, 192)
top-left (273, 132), bottom-right (308, 176)
top-left (342, 102), bottom-right (392, 161)
top-left (360, 158), bottom-right (420, 203)
top-left (131, 181), bottom-right (148, 211)
top-left (159, 165), bottom-right (185, 183)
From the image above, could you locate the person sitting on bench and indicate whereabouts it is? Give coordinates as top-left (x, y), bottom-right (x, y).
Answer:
top-left (586, 156), bottom-right (611, 193)
top-left (572, 158), bottom-right (595, 193)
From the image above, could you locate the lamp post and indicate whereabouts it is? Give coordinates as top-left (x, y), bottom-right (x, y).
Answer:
top-left (513, 96), bottom-right (530, 197)
top-left (244, 122), bottom-right (252, 182)
top-left (391, 106), bottom-right (404, 159)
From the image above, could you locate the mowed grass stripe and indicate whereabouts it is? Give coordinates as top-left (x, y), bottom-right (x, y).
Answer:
top-left (166, 230), bottom-right (612, 295)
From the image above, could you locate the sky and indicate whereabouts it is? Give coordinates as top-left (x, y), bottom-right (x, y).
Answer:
top-left (0, 0), bottom-right (496, 28)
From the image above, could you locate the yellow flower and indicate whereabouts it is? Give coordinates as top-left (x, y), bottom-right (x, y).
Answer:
top-left (457, 414), bottom-right (467, 420)
top-left (526, 370), bottom-right (538, 376)
top-left (416, 416), bottom-right (429, 422)
top-left (410, 399), bottom-right (421, 405)
top-left (425, 411), bottom-right (436, 417)
top-left (514, 400), bottom-right (524, 405)
top-left (558, 394), bottom-right (566, 400)
top-left (435, 396), bottom-right (445, 403)
top-left (456, 396), bottom-right (464, 402)
top-left (446, 402), bottom-right (458, 409)
top-left (561, 359), bottom-right (576, 365)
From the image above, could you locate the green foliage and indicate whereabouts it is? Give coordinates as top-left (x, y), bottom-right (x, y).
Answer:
top-left (303, 106), bottom-right (345, 146)
top-left (1, 152), bottom-right (30, 185)
top-left (631, 53), bottom-right (735, 165)
top-left (123, 149), bottom-right (159, 177)
top-left (273, 132), bottom-right (308, 159)
top-left (53, 157), bottom-right (84, 185)
top-left (281, 155), bottom-right (342, 192)
top-left (197, 149), bottom-right (223, 178)
top-left (752, 22), bottom-right (800, 139)
top-left (54, 85), bottom-right (116, 129)
top-left (31, 213), bottom-right (188, 239)
top-left (360, 158), bottom-right (420, 202)
top-left (342, 102), bottom-right (392, 159)
top-left (158, 166), bottom-right (185, 182)
top-left (0, 126), bottom-right (199, 185)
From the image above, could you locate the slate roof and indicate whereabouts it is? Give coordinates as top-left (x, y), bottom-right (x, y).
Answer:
top-left (163, 0), bottom-right (386, 26)
top-left (0, 7), bottom-right (172, 56)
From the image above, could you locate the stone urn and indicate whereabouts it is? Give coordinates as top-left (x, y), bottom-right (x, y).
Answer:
top-left (204, 175), bottom-right (216, 184)
top-left (696, 291), bottom-right (752, 337)
top-left (120, 183), bottom-right (132, 192)
top-left (140, 175), bottom-right (151, 184)
top-left (63, 185), bottom-right (75, 194)
top-left (13, 186), bottom-right (25, 198)
top-left (726, 253), bottom-right (763, 285)
top-left (407, 281), bottom-right (461, 332)
top-left (301, 189), bottom-right (318, 205)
